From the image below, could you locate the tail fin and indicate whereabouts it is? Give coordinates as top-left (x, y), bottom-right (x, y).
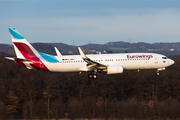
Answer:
top-left (9, 27), bottom-right (40, 59)
top-left (8, 27), bottom-right (51, 71)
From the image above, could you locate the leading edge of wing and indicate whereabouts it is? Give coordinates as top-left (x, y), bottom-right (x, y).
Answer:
top-left (78, 47), bottom-right (107, 71)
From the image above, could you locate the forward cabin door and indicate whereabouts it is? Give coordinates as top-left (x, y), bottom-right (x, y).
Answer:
top-left (155, 56), bottom-right (158, 64)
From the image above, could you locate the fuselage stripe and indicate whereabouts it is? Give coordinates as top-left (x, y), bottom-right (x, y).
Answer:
top-left (13, 42), bottom-right (49, 71)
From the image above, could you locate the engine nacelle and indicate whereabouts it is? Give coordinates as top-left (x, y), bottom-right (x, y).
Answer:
top-left (107, 65), bottom-right (124, 74)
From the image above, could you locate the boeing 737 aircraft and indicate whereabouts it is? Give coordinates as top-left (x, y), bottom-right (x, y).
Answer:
top-left (6, 27), bottom-right (175, 79)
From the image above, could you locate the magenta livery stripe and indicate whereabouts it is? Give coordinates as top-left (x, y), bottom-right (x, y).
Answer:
top-left (15, 59), bottom-right (26, 67)
top-left (14, 43), bottom-right (49, 71)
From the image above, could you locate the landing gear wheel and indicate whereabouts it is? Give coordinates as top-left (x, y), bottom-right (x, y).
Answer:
top-left (93, 74), bottom-right (97, 79)
top-left (88, 72), bottom-right (98, 79)
top-left (88, 74), bottom-right (93, 79)
top-left (156, 72), bottom-right (159, 76)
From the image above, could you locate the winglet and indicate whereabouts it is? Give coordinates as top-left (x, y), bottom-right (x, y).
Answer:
top-left (54, 47), bottom-right (62, 56)
top-left (78, 47), bottom-right (87, 59)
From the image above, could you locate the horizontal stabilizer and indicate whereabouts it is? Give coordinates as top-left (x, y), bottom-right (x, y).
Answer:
top-left (5, 57), bottom-right (15, 61)
top-left (5, 57), bottom-right (31, 62)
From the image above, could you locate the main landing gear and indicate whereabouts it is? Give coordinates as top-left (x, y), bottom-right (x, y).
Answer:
top-left (88, 69), bottom-right (98, 79)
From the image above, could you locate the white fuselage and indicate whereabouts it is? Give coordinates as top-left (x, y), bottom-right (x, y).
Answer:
top-left (7, 27), bottom-right (175, 78)
top-left (43, 53), bottom-right (174, 72)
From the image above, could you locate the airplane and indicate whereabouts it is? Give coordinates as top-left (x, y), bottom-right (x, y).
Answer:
top-left (6, 27), bottom-right (175, 79)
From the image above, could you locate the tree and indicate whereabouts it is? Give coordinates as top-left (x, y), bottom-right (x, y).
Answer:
top-left (6, 90), bottom-right (19, 119)
top-left (43, 75), bottom-right (60, 120)
top-left (51, 98), bottom-right (65, 120)
top-left (67, 98), bottom-right (83, 120)
top-left (34, 100), bottom-right (47, 120)
top-left (83, 97), bottom-right (96, 120)
top-left (0, 101), bottom-right (7, 120)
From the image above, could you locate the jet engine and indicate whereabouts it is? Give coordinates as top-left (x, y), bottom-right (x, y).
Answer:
top-left (107, 65), bottom-right (124, 74)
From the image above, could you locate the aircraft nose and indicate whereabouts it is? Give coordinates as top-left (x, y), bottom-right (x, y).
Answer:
top-left (169, 59), bottom-right (175, 65)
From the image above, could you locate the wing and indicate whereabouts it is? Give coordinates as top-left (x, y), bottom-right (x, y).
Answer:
top-left (78, 47), bottom-right (107, 71)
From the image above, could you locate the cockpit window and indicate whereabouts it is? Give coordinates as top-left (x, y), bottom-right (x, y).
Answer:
top-left (162, 57), bottom-right (167, 59)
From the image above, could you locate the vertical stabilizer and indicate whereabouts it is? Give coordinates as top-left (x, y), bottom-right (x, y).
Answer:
top-left (8, 27), bottom-right (49, 71)
top-left (8, 27), bottom-right (40, 59)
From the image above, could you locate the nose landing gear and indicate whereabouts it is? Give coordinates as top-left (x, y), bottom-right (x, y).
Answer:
top-left (156, 68), bottom-right (165, 76)
top-left (156, 72), bottom-right (160, 76)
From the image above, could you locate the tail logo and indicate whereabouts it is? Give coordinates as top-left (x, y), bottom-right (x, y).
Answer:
top-left (9, 27), bottom-right (49, 71)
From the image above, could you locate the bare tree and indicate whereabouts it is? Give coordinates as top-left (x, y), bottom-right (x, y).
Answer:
top-left (34, 100), bottom-right (47, 120)
top-left (0, 101), bottom-right (7, 120)
top-left (67, 98), bottom-right (83, 120)
top-left (6, 90), bottom-right (19, 119)
top-left (43, 75), bottom-right (60, 120)
top-left (51, 98), bottom-right (65, 120)
top-left (83, 97), bottom-right (96, 120)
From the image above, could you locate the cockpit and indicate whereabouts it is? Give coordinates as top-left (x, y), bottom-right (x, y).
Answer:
top-left (162, 57), bottom-right (168, 59)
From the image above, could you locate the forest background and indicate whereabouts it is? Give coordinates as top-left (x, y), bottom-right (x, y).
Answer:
top-left (0, 51), bottom-right (180, 120)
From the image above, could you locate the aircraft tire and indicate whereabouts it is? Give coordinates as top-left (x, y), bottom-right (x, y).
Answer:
top-left (88, 74), bottom-right (93, 79)
top-left (93, 74), bottom-right (97, 79)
